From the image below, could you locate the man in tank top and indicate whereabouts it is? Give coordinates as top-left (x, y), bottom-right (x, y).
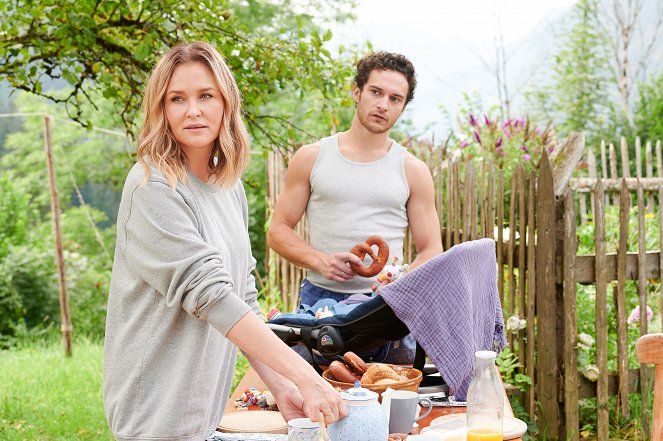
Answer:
top-left (267, 51), bottom-right (443, 363)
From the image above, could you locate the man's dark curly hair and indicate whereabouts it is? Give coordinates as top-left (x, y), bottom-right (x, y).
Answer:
top-left (354, 51), bottom-right (416, 105)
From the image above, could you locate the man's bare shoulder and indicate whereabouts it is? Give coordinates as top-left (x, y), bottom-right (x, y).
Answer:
top-left (288, 142), bottom-right (321, 170)
top-left (295, 142), bottom-right (321, 157)
top-left (403, 151), bottom-right (430, 174)
top-left (403, 151), bottom-right (434, 195)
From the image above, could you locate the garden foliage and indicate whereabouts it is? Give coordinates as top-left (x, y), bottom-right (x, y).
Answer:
top-left (0, 0), bottom-right (356, 149)
top-left (0, 0), bottom-right (361, 345)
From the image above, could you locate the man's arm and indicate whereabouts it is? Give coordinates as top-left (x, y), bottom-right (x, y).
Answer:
top-left (404, 154), bottom-right (443, 269)
top-left (267, 144), bottom-right (361, 282)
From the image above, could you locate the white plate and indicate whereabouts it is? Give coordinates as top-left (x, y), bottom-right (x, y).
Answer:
top-left (218, 411), bottom-right (287, 434)
top-left (421, 414), bottom-right (527, 440)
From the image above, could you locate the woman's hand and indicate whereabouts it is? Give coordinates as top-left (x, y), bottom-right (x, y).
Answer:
top-left (230, 314), bottom-right (346, 425)
top-left (269, 383), bottom-right (306, 422)
top-left (256, 367), bottom-right (346, 426)
top-left (295, 371), bottom-right (347, 426)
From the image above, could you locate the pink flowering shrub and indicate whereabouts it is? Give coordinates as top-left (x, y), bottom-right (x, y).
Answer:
top-left (627, 305), bottom-right (653, 325)
top-left (458, 113), bottom-right (556, 172)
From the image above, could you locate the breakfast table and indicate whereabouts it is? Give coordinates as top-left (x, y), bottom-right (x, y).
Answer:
top-left (224, 367), bottom-right (524, 440)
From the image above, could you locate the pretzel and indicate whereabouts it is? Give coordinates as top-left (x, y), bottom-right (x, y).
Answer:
top-left (349, 236), bottom-right (389, 278)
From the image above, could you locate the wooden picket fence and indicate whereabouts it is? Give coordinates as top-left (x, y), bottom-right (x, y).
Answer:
top-left (266, 149), bottom-right (308, 313)
top-left (565, 136), bottom-right (663, 440)
top-left (265, 133), bottom-right (662, 439)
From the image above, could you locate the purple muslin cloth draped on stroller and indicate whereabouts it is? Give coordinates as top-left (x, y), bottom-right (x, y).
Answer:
top-left (267, 238), bottom-right (507, 400)
top-left (379, 238), bottom-right (507, 400)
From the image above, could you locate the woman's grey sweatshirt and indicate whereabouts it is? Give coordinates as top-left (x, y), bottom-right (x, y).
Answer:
top-left (103, 163), bottom-right (262, 441)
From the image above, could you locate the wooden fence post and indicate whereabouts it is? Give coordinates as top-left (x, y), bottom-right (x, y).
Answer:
top-left (658, 140), bottom-right (663, 331)
top-left (507, 171), bottom-right (517, 321)
top-left (562, 188), bottom-right (579, 441)
top-left (637, 180), bottom-right (651, 438)
top-left (44, 115), bottom-right (72, 357)
top-left (445, 158), bottom-right (453, 250)
top-left (595, 178), bottom-right (609, 440)
top-left (635, 137), bottom-right (643, 180)
top-left (601, 140), bottom-right (609, 206)
top-left (487, 162), bottom-right (495, 242)
top-left (621, 137), bottom-right (631, 178)
top-left (453, 161), bottom-right (461, 246)
top-left (463, 159), bottom-right (472, 243)
top-left (526, 170), bottom-right (536, 420)
top-left (480, 160), bottom-right (488, 238)
top-left (497, 170), bottom-right (504, 303)
top-left (517, 166), bottom-right (527, 400)
top-left (616, 180), bottom-right (631, 419)
top-left (588, 149), bottom-right (597, 221)
top-left (536, 151), bottom-right (558, 438)
top-left (609, 142), bottom-right (618, 179)
top-left (646, 141), bottom-right (654, 210)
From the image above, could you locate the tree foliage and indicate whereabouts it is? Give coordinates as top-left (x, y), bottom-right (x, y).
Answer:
top-left (598, 0), bottom-right (663, 128)
top-left (0, 92), bottom-right (122, 343)
top-left (0, 177), bottom-right (60, 342)
top-left (0, 91), bottom-right (132, 215)
top-left (634, 71), bottom-right (663, 143)
top-left (0, 0), bottom-right (363, 340)
top-left (0, 0), bottom-right (356, 149)
top-left (526, 0), bottom-right (613, 145)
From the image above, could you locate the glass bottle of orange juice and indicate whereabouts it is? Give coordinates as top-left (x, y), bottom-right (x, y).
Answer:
top-left (466, 350), bottom-right (503, 441)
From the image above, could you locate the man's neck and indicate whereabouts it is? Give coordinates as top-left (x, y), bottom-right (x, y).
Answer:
top-left (340, 118), bottom-right (392, 153)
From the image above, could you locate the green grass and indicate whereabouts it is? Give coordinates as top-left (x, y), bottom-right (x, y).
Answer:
top-left (0, 336), bottom-right (251, 441)
top-left (0, 337), bottom-right (112, 441)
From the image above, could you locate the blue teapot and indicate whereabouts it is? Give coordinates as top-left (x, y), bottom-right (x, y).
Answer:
top-left (327, 381), bottom-right (388, 441)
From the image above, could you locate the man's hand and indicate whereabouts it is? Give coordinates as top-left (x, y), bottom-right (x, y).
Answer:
top-left (315, 251), bottom-right (363, 282)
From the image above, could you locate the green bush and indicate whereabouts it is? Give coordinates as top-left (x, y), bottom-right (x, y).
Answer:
top-left (634, 71), bottom-right (663, 145)
top-left (0, 176), bottom-right (33, 258)
top-left (0, 245), bottom-right (59, 345)
top-left (0, 178), bottom-right (59, 344)
top-left (0, 175), bottom-right (116, 345)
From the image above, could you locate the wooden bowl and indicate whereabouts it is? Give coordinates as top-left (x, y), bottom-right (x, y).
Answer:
top-left (322, 364), bottom-right (422, 397)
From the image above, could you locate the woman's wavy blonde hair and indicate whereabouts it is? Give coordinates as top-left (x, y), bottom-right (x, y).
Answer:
top-left (137, 41), bottom-right (250, 188)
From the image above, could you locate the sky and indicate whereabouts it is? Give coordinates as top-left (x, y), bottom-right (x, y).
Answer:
top-left (331, 0), bottom-right (579, 137)
top-left (352, 0), bottom-right (576, 47)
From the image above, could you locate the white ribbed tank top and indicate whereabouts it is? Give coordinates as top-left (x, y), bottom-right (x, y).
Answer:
top-left (306, 133), bottom-right (410, 293)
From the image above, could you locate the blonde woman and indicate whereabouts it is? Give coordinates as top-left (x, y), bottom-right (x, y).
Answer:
top-left (103, 42), bottom-right (345, 441)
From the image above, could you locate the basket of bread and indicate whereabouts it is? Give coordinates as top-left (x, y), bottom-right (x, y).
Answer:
top-left (322, 351), bottom-right (422, 396)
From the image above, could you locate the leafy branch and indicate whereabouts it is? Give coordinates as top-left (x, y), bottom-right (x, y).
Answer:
top-left (0, 0), bottom-right (357, 149)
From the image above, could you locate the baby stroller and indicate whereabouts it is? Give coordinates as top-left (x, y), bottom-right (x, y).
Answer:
top-left (267, 239), bottom-right (508, 401)
top-left (266, 295), bottom-right (447, 391)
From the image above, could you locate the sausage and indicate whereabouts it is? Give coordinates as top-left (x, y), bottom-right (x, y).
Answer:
top-left (349, 235), bottom-right (389, 277)
top-left (342, 351), bottom-right (369, 375)
top-left (329, 360), bottom-right (361, 383)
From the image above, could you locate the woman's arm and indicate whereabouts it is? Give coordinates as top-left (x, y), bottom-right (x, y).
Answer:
top-left (245, 355), bottom-right (305, 421)
top-left (227, 311), bottom-right (347, 424)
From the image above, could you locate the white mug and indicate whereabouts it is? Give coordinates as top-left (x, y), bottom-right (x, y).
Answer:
top-left (287, 418), bottom-right (320, 441)
top-left (386, 390), bottom-right (433, 434)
